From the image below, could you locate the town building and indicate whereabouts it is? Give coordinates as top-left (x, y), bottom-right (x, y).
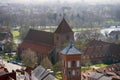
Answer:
top-left (61, 43), bottom-right (82, 80)
top-left (18, 18), bottom-right (74, 65)
top-left (0, 64), bottom-right (16, 80)
top-left (0, 28), bottom-right (13, 53)
top-left (82, 39), bottom-right (120, 65)
top-left (82, 63), bottom-right (120, 80)
top-left (25, 65), bottom-right (58, 80)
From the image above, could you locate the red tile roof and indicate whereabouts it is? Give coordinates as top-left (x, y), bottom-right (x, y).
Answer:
top-left (54, 18), bottom-right (73, 33)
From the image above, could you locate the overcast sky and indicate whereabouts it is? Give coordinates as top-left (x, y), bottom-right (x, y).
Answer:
top-left (1, 0), bottom-right (120, 4)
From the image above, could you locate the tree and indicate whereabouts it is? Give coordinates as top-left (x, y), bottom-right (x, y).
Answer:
top-left (41, 57), bottom-right (53, 69)
top-left (53, 61), bottom-right (62, 73)
top-left (82, 56), bottom-right (92, 72)
top-left (21, 49), bottom-right (38, 68)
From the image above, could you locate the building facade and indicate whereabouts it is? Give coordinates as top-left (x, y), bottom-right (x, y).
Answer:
top-left (61, 43), bottom-right (82, 80)
top-left (82, 39), bottom-right (120, 65)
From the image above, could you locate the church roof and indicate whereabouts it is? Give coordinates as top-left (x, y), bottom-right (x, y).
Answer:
top-left (24, 29), bottom-right (54, 45)
top-left (61, 43), bottom-right (82, 55)
top-left (54, 18), bottom-right (73, 33)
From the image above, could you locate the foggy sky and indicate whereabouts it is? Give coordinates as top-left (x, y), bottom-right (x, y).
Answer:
top-left (0, 0), bottom-right (120, 4)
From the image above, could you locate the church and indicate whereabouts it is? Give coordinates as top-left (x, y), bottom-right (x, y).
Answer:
top-left (18, 18), bottom-right (74, 65)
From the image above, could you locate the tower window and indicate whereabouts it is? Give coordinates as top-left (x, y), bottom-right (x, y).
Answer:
top-left (68, 70), bottom-right (71, 76)
top-left (76, 70), bottom-right (80, 76)
top-left (76, 60), bottom-right (80, 67)
top-left (72, 61), bottom-right (76, 68)
top-left (68, 61), bottom-right (71, 68)
top-left (72, 70), bottom-right (75, 76)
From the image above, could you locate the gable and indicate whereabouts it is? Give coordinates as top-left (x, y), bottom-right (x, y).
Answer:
top-left (54, 18), bottom-right (73, 33)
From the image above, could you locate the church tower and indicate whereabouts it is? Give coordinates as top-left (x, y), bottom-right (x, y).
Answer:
top-left (54, 18), bottom-right (74, 51)
top-left (61, 43), bottom-right (82, 80)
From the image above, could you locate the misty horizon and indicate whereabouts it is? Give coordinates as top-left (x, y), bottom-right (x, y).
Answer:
top-left (0, 0), bottom-right (120, 4)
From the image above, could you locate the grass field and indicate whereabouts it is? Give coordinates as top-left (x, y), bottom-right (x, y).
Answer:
top-left (72, 27), bottom-right (102, 32)
top-left (11, 30), bottom-right (20, 39)
top-left (81, 63), bottom-right (108, 72)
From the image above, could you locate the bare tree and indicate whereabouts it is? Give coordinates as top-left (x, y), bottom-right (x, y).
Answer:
top-left (21, 49), bottom-right (38, 68)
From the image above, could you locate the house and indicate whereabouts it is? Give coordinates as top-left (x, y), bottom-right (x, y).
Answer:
top-left (0, 65), bottom-right (16, 80)
top-left (86, 63), bottom-right (120, 80)
top-left (25, 65), bottom-right (58, 80)
top-left (0, 28), bottom-right (13, 53)
top-left (109, 31), bottom-right (120, 41)
top-left (82, 39), bottom-right (120, 65)
top-left (18, 18), bottom-right (74, 65)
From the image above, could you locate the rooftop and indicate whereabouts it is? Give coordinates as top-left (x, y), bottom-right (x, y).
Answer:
top-left (61, 43), bottom-right (82, 55)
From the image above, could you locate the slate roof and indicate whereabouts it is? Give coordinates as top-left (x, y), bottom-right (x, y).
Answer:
top-left (99, 76), bottom-right (112, 80)
top-left (24, 29), bottom-right (54, 46)
top-left (32, 65), bottom-right (46, 79)
top-left (54, 18), bottom-right (73, 33)
top-left (32, 65), bottom-right (58, 80)
top-left (61, 43), bottom-right (82, 55)
top-left (89, 72), bottom-right (104, 79)
top-left (43, 74), bottom-right (58, 80)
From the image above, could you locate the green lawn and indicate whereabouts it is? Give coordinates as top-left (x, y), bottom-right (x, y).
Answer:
top-left (12, 30), bottom-right (20, 39)
top-left (56, 73), bottom-right (62, 80)
top-left (81, 63), bottom-right (108, 72)
top-left (72, 27), bottom-right (101, 32)
top-left (94, 64), bottom-right (108, 68)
